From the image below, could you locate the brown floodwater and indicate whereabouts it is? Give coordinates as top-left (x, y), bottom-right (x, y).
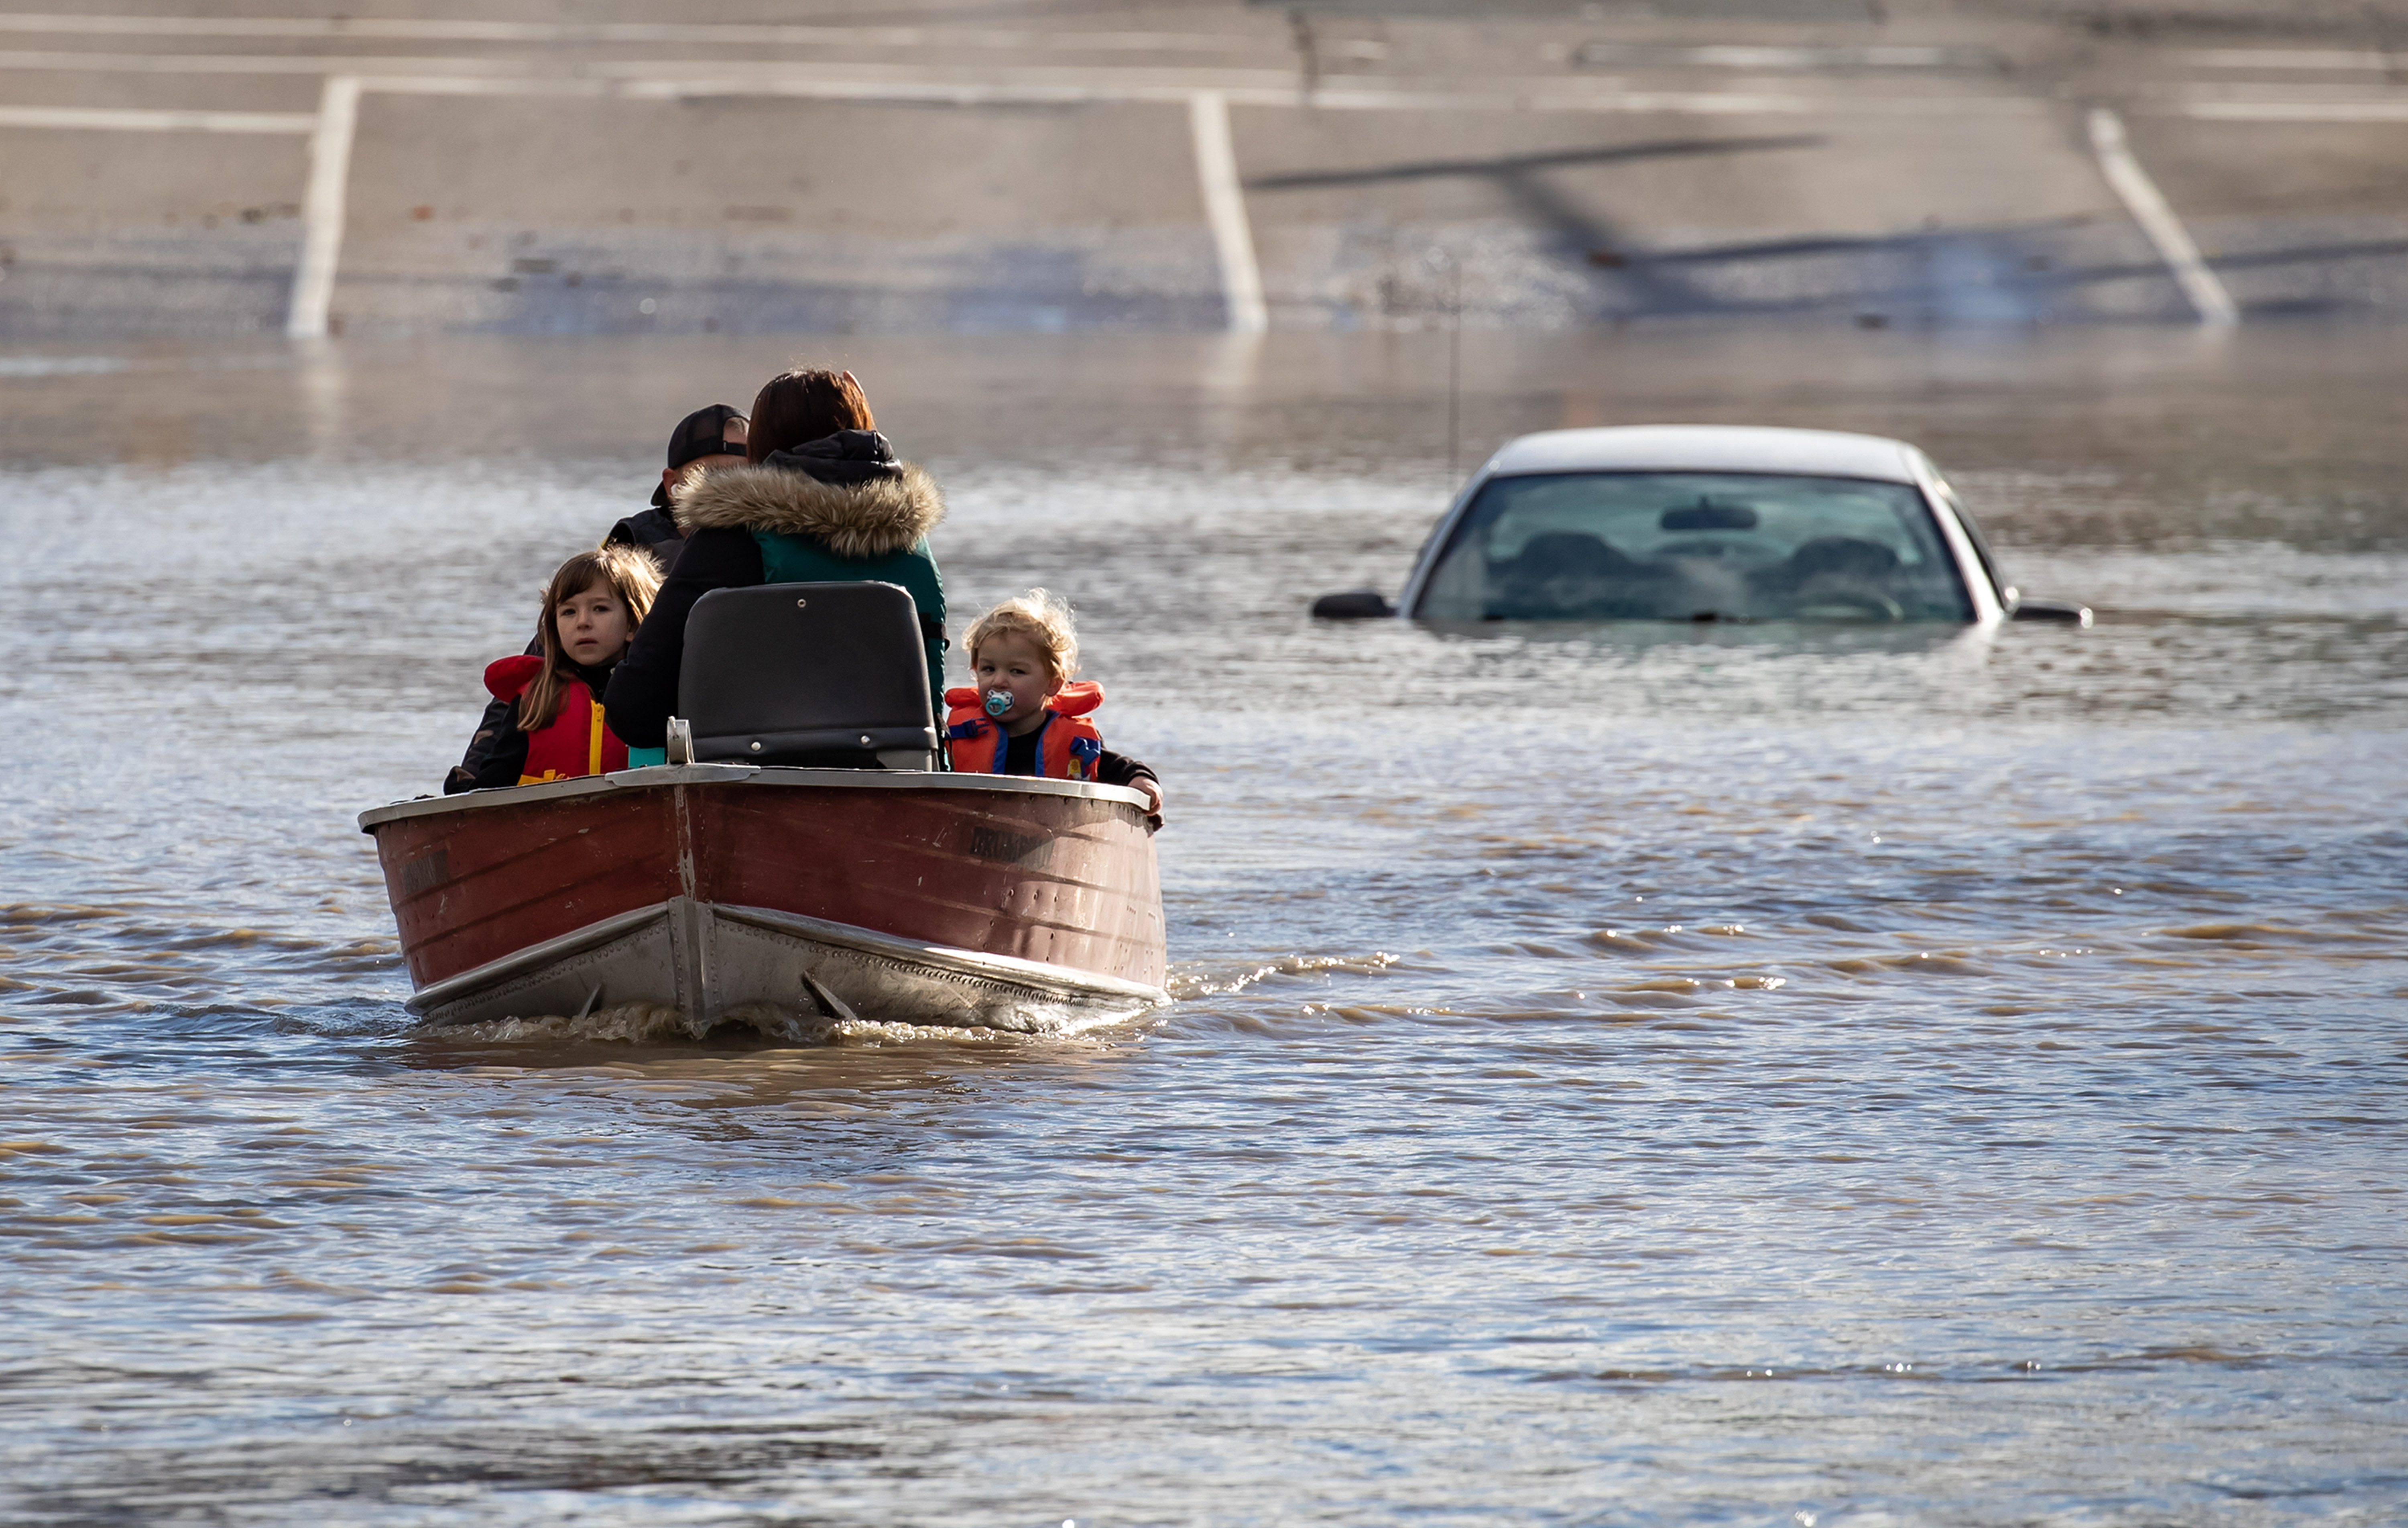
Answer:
top-left (0, 327), bottom-right (2403, 1524)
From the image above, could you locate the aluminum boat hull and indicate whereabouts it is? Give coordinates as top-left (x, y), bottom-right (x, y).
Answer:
top-left (359, 763), bottom-right (1167, 1032)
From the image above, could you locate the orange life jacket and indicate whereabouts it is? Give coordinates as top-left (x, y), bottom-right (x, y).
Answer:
top-left (485, 654), bottom-right (630, 785)
top-left (944, 680), bottom-right (1105, 780)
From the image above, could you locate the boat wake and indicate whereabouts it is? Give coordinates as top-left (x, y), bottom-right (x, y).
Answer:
top-left (426, 997), bottom-right (1144, 1048)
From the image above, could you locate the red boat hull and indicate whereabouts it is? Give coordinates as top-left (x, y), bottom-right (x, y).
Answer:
top-left (360, 764), bottom-right (1165, 1032)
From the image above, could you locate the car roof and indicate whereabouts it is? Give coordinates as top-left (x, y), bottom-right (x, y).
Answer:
top-left (1484, 425), bottom-right (1924, 485)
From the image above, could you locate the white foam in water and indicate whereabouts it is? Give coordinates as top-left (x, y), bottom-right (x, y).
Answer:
top-left (429, 1000), bottom-right (1139, 1047)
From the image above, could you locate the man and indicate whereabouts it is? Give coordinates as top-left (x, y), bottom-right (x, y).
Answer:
top-left (606, 403), bottom-right (750, 570)
top-left (443, 403), bottom-right (752, 793)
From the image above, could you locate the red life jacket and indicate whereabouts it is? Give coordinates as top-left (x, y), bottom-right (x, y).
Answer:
top-left (485, 654), bottom-right (630, 785)
top-left (944, 680), bottom-right (1105, 780)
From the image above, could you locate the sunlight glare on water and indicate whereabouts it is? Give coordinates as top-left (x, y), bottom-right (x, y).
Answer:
top-left (0, 330), bottom-right (2402, 1524)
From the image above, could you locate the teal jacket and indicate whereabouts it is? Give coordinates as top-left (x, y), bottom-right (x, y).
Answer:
top-left (602, 434), bottom-right (948, 750)
top-left (751, 527), bottom-right (946, 707)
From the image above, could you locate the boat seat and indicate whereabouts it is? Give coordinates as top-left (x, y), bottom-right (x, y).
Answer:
top-left (674, 581), bottom-right (939, 770)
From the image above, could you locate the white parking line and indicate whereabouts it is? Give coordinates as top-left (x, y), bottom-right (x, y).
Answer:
top-left (0, 12), bottom-right (1258, 53)
top-left (286, 75), bottom-right (357, 340)
top-left (0, 103), bottom-right (310, 130)
top-left (2182, 99), bottom-right (2408, 122)
top-left (2087, 108), bottom-right (2237, 326)
top-left (1294, 85), bottom-right (2036, 115)
top-left (629, 74), bottom-right (2044, 118)
top-left (0, 48), bottom-right (529, 75)
top-left (363, 75), bottom-right (615, 98)
top-left (1572, 43), bottom-right (1988, 71)
top-left (1188, 91), bottom-right (1267, 334)
top-left (2179, 49), bottom-right (2394, 71)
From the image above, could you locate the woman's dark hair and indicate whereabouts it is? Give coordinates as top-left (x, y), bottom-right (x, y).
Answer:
top-left (746, 368), bottom-right (874, 462)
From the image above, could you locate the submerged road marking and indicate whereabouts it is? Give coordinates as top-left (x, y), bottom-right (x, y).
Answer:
top-left (2179, 48), bottom-right (2397, 71)
top-left (287, 74), bottom-right (357, 341)
top-left (1189, 90), bottom-right (1268, 334)
top-left (0, 102), bottom-right (311, 130)
top-left (0, 13), bottom-right (1259, 54)
top-left (2087, 107), bottom-right (2239, 327)
top-left (2181, 99), bottom-right (2408, 121)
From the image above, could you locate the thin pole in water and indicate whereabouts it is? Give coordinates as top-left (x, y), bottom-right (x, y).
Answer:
top-left (1431, 248), bottom-right (1462, 484)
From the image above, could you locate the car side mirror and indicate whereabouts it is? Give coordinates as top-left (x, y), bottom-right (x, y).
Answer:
top-left (1311, 589), bottom-right (1396, 620)
top-left (2010, 600), bottom-right (2093, 627)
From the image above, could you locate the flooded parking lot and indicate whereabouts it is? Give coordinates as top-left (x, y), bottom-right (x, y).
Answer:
top-left (1, 328), bottom-right (2403, 1523)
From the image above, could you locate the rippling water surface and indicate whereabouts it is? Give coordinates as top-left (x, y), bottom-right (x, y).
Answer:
top-left (2, 330), bottom-right (2403, 1524)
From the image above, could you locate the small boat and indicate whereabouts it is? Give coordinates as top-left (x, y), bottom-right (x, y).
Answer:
top-left (360, 763), bottom-right (1167, 1033)
top-left (360, 580), bottom-right (1167, 1035)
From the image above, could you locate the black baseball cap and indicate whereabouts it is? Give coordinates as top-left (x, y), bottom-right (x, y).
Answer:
top-left (652, 403), bottom-right (748, 507)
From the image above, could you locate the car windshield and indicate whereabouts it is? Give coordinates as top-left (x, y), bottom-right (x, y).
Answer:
top-left (1413, 470), bottom-right (1974, 623)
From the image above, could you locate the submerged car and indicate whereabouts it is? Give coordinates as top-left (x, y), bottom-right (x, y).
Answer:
top-left (1313, 425), bottom-right (2088, 626)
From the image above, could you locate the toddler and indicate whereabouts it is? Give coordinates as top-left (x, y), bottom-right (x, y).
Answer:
top-left (945, 589), bottom-right (1163, 815)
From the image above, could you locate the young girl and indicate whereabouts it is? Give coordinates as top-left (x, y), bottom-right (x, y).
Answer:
top-left (449, 545), bottom-right (662, 791)
top-left (944, 589), bottom-right (1164, 816)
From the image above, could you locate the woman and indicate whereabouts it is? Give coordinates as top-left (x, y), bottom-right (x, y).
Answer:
top-left (603, 368), bottom-right (948, 751)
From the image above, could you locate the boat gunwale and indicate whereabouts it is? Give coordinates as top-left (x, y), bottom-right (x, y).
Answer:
top-left (358, 763), bottom-right (1155, 832)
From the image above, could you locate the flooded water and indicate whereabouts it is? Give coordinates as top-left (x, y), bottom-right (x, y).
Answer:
top-left (2, 328), bottom-right (2403, 1524)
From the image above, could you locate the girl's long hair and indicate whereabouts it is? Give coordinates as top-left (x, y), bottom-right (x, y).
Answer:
top-left (519, 545), bottom-right (662, 732)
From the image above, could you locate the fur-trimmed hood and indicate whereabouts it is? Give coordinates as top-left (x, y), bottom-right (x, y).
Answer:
top-left (671, 456), bottom-right (945, 560)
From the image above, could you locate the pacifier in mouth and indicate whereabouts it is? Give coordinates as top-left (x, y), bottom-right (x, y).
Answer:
top-left (983, 689), bottom-right (1013, 717)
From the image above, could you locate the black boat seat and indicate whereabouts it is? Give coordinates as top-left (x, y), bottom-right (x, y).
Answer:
top-left (671, 582), bottom-right (938, 770)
